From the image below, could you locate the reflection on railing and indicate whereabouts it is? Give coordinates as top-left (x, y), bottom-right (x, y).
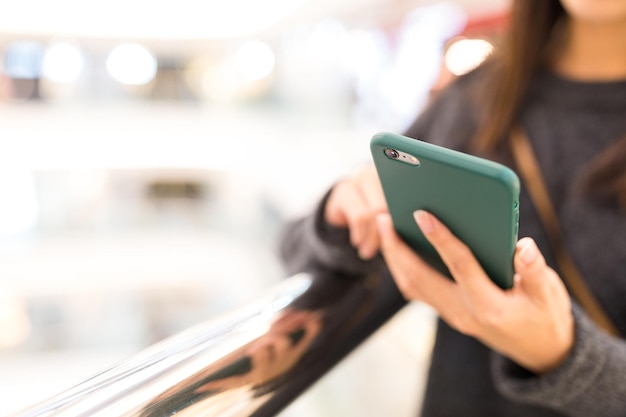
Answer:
top-left (10, 270), bottom-right (406, 417)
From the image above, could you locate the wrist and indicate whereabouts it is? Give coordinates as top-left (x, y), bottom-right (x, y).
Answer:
top-left (530, 312), bottom-right (576, 375)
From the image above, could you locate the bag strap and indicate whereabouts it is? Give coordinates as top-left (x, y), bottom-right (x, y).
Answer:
top-left (510, 126), bottom-right (620, 337)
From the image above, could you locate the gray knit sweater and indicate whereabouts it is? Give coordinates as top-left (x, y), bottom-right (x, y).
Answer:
top-left (279, 68), bottom-right (626, 417)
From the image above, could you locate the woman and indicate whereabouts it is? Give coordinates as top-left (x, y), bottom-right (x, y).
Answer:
top-left (279, 0), bottom-right (626, 416)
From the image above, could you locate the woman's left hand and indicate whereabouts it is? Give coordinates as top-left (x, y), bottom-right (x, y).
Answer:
top-left (376, 210), bottom-right (575, 374)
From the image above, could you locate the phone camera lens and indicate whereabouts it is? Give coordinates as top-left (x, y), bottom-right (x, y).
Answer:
top-left (385, 148), bottom-right (399, 159)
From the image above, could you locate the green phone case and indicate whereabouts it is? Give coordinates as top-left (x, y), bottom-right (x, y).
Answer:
top-left (370, 132), bottom-right (520, 289)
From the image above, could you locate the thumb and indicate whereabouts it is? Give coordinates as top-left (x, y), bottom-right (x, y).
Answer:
top-left (514, 238), bottom-right (551, 299)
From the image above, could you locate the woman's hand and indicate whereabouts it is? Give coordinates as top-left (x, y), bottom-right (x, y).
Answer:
top-left (325, 165), bottom-right (387, 260)
top-left (376, 210), bottom-right (575, 374)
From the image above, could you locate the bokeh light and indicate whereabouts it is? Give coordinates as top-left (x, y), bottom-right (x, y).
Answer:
top-left (106, 44), bottom-right (157, 86)
top-left (41, 42), bottom-right (84, 83)
top-left (235, 41), bottom-right (276, 81)
top-left (445, 38), bottom-right (494, 76)
top-left (3, 41), bottom-right (45, 79)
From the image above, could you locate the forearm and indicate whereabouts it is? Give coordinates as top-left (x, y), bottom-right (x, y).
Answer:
top-left (492, 303), bottom-right (626, 417)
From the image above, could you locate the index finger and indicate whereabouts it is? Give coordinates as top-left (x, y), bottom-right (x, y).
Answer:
top-left (413, 210), bottom-right (504, 306)
top-left (357, 166), bottom-right (388, 213)
top-left (377, 213), bottom-right (461, 310)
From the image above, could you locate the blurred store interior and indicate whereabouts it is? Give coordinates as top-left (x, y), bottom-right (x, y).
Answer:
top-left (0, 0), bottom-right (509, 415)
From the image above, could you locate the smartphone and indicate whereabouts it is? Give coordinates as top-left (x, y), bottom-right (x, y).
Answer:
top-left (370, 132), bottom-right (520, 289)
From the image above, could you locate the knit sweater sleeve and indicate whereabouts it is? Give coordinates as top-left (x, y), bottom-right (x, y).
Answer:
top-left (491, 303), bottom-right (626, 417)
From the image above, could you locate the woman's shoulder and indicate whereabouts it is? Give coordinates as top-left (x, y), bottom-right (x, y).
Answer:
top-left (445, 62), bottom-right (490, 96)
top-left (403, 64), bottom-right (488, 149)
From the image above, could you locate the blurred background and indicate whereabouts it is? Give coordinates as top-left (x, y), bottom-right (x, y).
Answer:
top-left (0, 0), bottom-right (509, 415)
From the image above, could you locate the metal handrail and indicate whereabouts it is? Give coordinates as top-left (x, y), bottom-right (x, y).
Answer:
top-left (9, 270), bottom-right (406, 417)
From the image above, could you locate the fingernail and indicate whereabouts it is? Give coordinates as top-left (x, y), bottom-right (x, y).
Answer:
top-left (519, 238), bottom-right (538, 265)
top-left (414, 210), bottom-right (434, 235)
top-left (359, 247), bottom-right (375, 260)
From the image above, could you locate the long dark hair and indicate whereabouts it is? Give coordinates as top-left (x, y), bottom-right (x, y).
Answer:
top-left (474, 0), bottom-right (626, 209)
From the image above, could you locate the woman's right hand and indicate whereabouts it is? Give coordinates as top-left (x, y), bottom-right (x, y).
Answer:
top-left (324, 165), bottom-right (387, 259)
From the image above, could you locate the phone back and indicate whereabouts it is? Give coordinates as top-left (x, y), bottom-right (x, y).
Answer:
top-left (371, 132), bottom-right (520, 289)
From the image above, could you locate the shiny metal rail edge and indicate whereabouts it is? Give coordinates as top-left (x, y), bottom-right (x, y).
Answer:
top-left (10, 271), bottom-right (406, 417)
